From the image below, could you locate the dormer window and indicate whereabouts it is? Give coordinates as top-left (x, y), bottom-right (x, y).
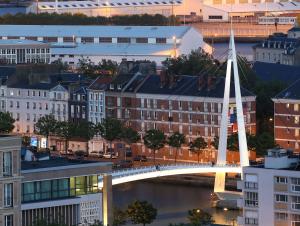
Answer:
top-left (117, 85), bottom-right (122, 90)
top-left (110, 84), bottom-right (114, 90)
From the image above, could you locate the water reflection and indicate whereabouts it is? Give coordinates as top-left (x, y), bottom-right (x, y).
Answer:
top-left (113, 180), bottom-right (240, 226)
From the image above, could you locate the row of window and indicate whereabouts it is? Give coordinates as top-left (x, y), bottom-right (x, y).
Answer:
top-left (0, 48), bottom-right (50, 55)
top-left (286, 103), bottom-right (300, 111)
top-left (22, 175), bottom-right (99, 203)
top-left (3, 36), bottom-right (170, 44)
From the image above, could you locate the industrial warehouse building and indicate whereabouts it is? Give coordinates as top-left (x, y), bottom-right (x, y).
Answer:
top-left (26, 0), bottom-right (300, 22)
top-left (0, 25), bottom-right (210, 65)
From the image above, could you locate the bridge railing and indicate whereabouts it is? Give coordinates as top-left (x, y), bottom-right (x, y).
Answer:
top-left (109, 163), bottom-right (240, 179)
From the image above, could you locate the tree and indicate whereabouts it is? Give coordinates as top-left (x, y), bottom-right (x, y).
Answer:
top-left (143, 129), bottom-right (165, 163)
top-left (73, 121), bottom-right (97, 155)
top-left (256, 132), bottom-right (277, 156)
top-left (187, 209), bottom-right (214, 226)
top-left (211, 136), bottom-right (219, 150)
top-left (127, 200), bottom-right (157, 226)
top-left (55, 121), bottom-right (76, 154)
top-left (22, 136), bottom-right (31, 147)
top-left (0, 112), bottom-right (15, 134)
top-left (121, 127), bottom-right (139, 159)
top-left (98, 118), bottom-right (123, 157)
top-left (113, 207), bottom-right (127, 226)
top-left (162, 50), bottom-right (224, 76)
top-left (189, 137), bottom-right (207, 163)
top-left (167, 132), bottom-right (186, 164)
top-left (35, 115), bottom-right (58, 148)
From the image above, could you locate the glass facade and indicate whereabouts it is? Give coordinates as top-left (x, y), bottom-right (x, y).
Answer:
top-left (22, 175), bottom-right (100, 203)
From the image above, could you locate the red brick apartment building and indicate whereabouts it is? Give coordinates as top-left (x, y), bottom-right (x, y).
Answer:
top-left (273, 79), bottom-right (300, 152)
top-left (106, 65), bottom-right (256, 163)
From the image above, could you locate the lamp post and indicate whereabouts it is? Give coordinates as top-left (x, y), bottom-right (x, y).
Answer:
top-left (172, 35), bottom-right (177, 58)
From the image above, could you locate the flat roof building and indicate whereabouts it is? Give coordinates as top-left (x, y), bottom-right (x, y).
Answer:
top-left (21, 156), bottom-right (112, 226)
top-left (0, 25), bottom-right (210, 66)
top-left (0, 39), bottom-right (50, 64)
top-left (238, 148), bottom-right (300, 226)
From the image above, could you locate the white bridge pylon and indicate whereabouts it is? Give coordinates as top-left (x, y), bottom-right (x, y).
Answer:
top-left (98, 163), bottom-right (241, 188)
top-left (214, 30), bottom-right (249, 193)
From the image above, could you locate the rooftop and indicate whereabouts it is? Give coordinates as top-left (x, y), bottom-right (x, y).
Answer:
top-left (36, 0), bottom-right (183, 10)
top-left (205, 1), bottom-right (300, 13)
top-left (21, 157), bottom-right (110, 171)
top-left (275, 79), bottom-right (300, 100)
top-left (0, 25), bottom-right (190, 39)
top-left (253, 62), bottom-right (300, 84)
top-left (7, 82), bottom-right (58, 90)
top-left (254, 34), bottom-right (300, 54)
top-left (132, 74), bottom-right (254, 98)
top-left (0, 39), bottom-right (49, 46)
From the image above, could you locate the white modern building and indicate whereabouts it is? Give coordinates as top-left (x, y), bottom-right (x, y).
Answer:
top-left (4, 83), bottom-right (69, 134)
top-left (0, 25), bottom-right (211, 66)
top-left (26, 0), bottom-right (300, 23)
top-left (202, 1), bottom-right (300, 22)
top-left (0, 39), bottom-right (50, 64)
top-left (238, 148), bottom-right (300, 226)
top-left (27, 0), bottom-right (202, 17)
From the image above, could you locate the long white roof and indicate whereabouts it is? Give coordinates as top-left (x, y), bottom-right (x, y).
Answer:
top-left (0, 25), bottom-right (191, 38)
top-left (206, 1), bottom-right (300, 13)
top-left (37, 0), bottom-right (183, 10)
top-left (51, 43), bottom-right (174, 56)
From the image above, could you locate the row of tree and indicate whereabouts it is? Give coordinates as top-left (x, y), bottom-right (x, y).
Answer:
top-left (0, 13), bottom-right (180, 26)
top-left (0, 111), bottom-right (276, 158)
top-left (34, 115), bottom-right (139, 156)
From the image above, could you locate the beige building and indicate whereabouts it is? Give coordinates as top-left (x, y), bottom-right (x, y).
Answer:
top-left (0, 136), bottom-right (22, 226)
top-left (238, 148), bottom-right (300, 226)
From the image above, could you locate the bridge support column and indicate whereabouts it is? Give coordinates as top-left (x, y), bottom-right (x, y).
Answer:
top-left (213, 30), bottom-right (249, 193)
top-left (103, 174), bottom-right (113, 226)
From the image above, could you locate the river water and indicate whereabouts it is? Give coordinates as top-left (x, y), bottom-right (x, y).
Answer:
top-left (113, 181), bottom-right (240, 226)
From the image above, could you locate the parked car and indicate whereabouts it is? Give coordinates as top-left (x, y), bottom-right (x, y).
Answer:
top-left (103, 153), bottom-right (117, 159)
top-left (133, 155), bottom-right (147, 162)
top-left (113, 160), bottom-right (133, 169)
top-left (89, 151), bottom-right (104, 158)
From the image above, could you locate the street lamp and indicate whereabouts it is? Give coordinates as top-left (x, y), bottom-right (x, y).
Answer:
top-left (106, 1), bottom-right (110, 18)
top-left (172, 35), bottom-right (177, 58)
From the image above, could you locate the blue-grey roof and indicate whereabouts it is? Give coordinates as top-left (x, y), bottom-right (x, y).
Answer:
top-left (254, 35), bottom-right (300, 55)
top-left (253, 62), bottom-right (300, 84)
top-left (130, 75), bottom-right (254, 98)
top-left (8, 82), bottom-right (57, 90)
top-left (51, 43), bottom-right (174, 56)
top-left (275, 79), bottom-right (300, 100)
top-left (0, 25), bottom-right (191, 38)
top-left (21, 157), bottom-right (106, 171)
top-left (0, 7), bottom-right (26, 16)
top-left (0, 39), bottom-right (48, 46)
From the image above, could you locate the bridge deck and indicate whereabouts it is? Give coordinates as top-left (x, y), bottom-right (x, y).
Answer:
top-left (98, 163), bottom-right (241, 187)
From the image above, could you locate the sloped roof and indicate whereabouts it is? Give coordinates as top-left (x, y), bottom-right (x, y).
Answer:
top-left (134, 75), bottom-right (254, 98)
top-left (275, 79), bottom-right (300, 100)
top-left (253, 62), bottom-right (300, 84)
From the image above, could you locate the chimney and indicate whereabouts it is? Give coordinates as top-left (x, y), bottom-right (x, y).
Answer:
top-left (198, 74), bottom-right (206, 91)
top-left (207, 76), bottom-right (216, 91)
top-left (159, 68), bottom-right (167, 88)
top-left (168, 74), bottom-right (176, 89)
